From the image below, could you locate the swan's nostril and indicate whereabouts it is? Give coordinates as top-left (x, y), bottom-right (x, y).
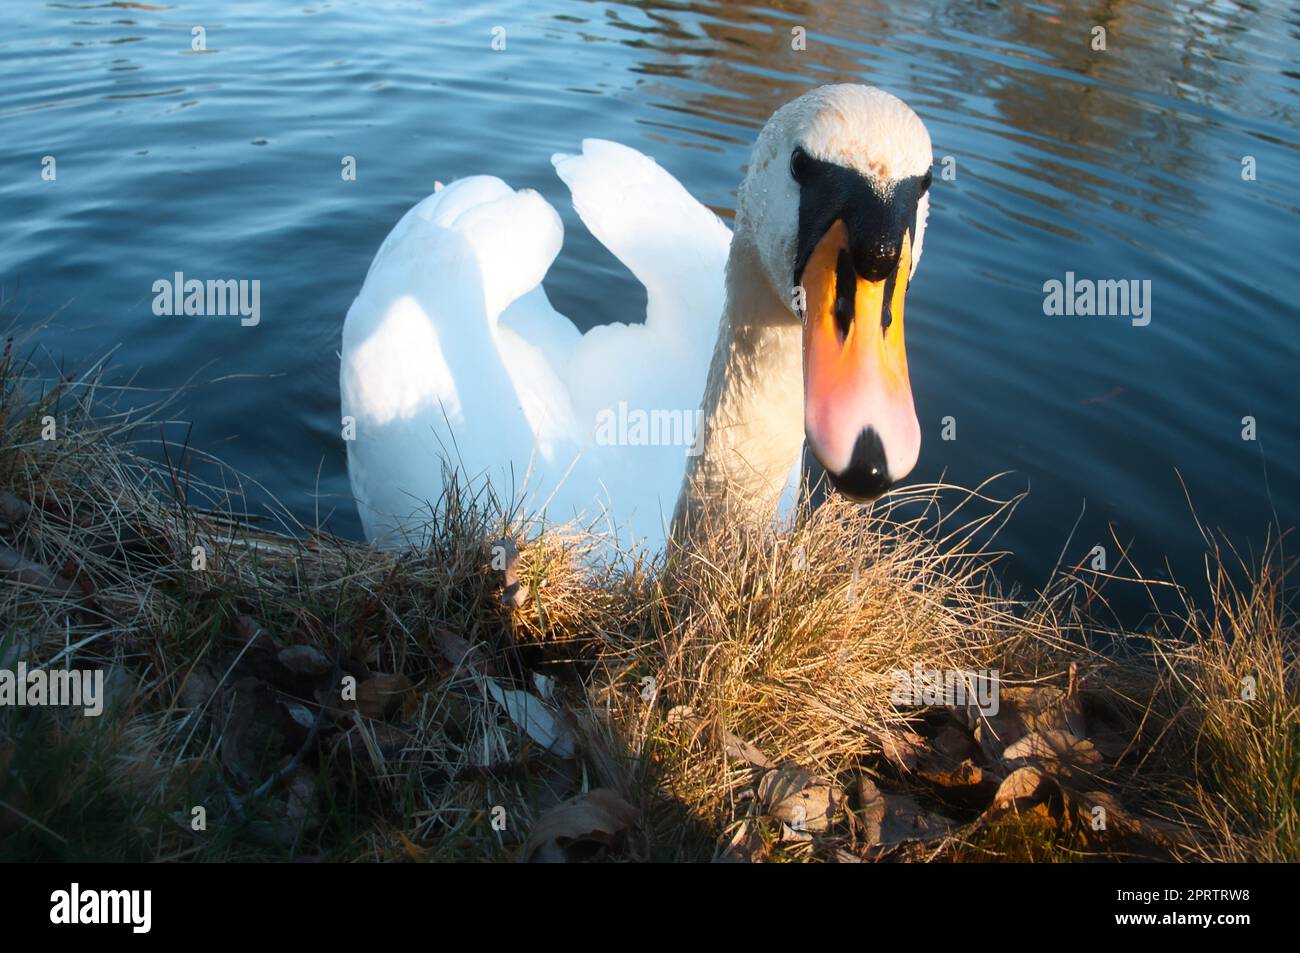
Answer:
top-left (826, 427), bottom-right (894, 501)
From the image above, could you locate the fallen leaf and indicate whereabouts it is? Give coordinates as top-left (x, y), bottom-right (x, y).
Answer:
top-left (877, 728), bottom-right (928, 771)
top-left (1079, 790), bottom-right (1191, 855)
top-left (278, 644), bottom-right (332, 676)
top-left (0, 492), bottom-right (31, 527)
top-left (970, 685), bottom-right (1082, 761)
top-left (665, 705), bottom-right (695, 725)
top-left (251, 767), bottom-right (321, 847)
top-left (0, 545), bottom-right (77, 596)
top-left (757, 766), bottom-right (841, 833)
top-left (356, 673), bottom-right (414, 720)
top-left (991, 766), bottom-right (1051, 812)
top-left (984, 765), bottom-right (1072, 832)
top-left (854, 778), bottom-right (887, 845)
top-left (432, 628), bottom-right (480, 671)
top-left (665, 707), bottom-right (774, 768)
top-left (284, 768), bottom-right (318, 828)
top-left (932, 723), bottom-right (980, 761)
top-left (917, 755), bottom-right (989, 793)
top-left (331, 719), bottom-right (415, 775)
top-left (485, 677), bottom-right (575, 758)
top-left (722, 728), bottom-right (775, 769)
top-left (99, 665), bottom-right (136, 715)
top-left (715, 820), bottom-right (764, 863)
top-left (876, 793), bottom-right (955, 848)
top-left (283, 702), bottom-right (317, 730)
top-left (177, 665), bottom-right (218, 711)
top-left (521, 788), bottom-right (638, 862)
top-left (233, 615), bottom-right (276, 649)
top-left (914, 724), bottom-right (997, 796)
top-left (1002, 729), bottom-right (1102, 777)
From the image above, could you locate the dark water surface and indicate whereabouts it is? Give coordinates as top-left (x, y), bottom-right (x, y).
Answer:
top-left (2, 0), bottom-right (1298, 608)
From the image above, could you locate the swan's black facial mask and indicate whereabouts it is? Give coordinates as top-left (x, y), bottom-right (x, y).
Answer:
top-left (791, 151), bottom-right (927, 291)
top-left (792, 149), bottom-right (929, 502)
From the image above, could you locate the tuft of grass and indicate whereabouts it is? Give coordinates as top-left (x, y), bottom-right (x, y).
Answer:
top-left (1155, 539), bottom-right (1299, 861)
top-left (0, 343), bottom-right (1295, 862)
top-left (587, 485), bottom-right (1016, 845)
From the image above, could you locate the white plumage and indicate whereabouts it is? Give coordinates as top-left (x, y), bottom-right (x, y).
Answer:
top-left (342, 85), bottom-right (934, 554)
top-left (340, 139), bottom-right (732, 550)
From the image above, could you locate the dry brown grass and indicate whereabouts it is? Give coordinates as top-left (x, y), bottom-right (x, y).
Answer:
top-left (1146, 536), bottom-right (1299, 862)
top-left (0, 347), bottom-right (1295, 862)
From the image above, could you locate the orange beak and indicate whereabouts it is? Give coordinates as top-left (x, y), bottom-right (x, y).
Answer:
top-left (801, 219), bottom-right (920, 500)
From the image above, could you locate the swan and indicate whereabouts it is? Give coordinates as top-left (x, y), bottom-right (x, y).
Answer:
top-left (341, 85), bottom-right (932, 551)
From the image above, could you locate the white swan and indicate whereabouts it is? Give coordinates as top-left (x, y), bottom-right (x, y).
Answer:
top-left (341, 85), bottom-right (932, 551)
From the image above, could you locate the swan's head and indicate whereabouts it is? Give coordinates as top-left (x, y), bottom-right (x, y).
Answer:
top-left (739, 85), bottom-right (932, 501)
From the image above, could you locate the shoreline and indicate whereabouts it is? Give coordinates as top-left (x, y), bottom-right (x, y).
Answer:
top-left (1, 356), bottom-right (1295, 862)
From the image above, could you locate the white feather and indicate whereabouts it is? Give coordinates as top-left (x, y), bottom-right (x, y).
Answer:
top-left (340, 143), bottom-right (731, 551)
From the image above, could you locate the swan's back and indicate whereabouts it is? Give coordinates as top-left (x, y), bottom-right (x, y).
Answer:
top-left (341, 142), bottom-right (730, 551)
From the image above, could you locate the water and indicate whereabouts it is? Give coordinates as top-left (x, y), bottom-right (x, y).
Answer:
top-left (2, 0), bottom-right (1297, 609)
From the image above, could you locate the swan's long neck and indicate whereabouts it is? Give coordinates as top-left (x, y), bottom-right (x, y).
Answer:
top-left (672, 229), bottom-right (804, 537)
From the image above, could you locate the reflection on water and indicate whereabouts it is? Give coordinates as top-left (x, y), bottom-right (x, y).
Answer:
top-left (1, 0), bottom-right (1297, 613)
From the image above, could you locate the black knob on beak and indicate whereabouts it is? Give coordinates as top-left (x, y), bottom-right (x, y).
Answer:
top-left (858, 240), bottom-right (902, 282)
top-left (826, 427), bottom-right (894, 501)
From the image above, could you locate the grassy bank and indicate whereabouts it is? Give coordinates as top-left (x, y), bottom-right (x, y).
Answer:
top-left (0, 348), bottom-right (1295, 862)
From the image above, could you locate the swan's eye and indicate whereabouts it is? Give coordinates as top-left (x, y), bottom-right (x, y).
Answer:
top-left (790, 147), bottom-right (814, 184)
top-left (920, 169), bottom-right (933, 194)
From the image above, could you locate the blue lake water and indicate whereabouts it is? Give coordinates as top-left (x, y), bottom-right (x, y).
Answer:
top-left (2, 0), bottom-right (1298, 609)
